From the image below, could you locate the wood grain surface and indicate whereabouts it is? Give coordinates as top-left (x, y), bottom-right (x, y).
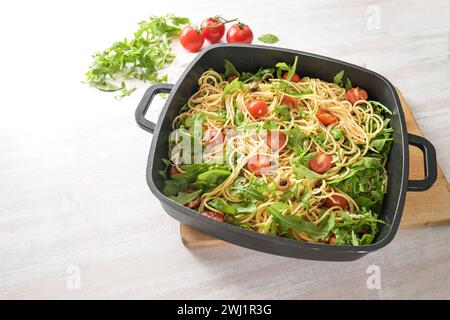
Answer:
top-left (0, 0), bottom-right (449, 299)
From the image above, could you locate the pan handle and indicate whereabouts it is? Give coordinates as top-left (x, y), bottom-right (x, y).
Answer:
top-left (407, 134), bottom-right (437, 191)
top-left (135, 83), bottom-right (174, 133)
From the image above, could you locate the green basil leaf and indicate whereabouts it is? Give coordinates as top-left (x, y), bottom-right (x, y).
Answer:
top-left (258, 33), bottom-right (279, 44)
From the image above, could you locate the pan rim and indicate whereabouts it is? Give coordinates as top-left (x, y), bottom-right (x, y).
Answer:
top-left (145, 44), bottom-right (409, 255)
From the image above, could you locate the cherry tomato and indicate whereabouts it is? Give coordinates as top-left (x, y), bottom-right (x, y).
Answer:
top-left (346, 87), bottom-right (368, 105)
top-left (227, 75), bottom-right (237, 82)
top-left (282, 72), bottom-right (301, 82)
top-left (266, 131), bottom-right (287, 151)
top-left (187, 197), bottom-right (201, 209)
top-left (201, 210), bottom-right (224, 222)
top-left (200, 17), bottom-right (225, 43)
top-left (323, 195), bottom-right (347, 210)
top-left (328, 235), bottom-right (336, 245)
top-left (316, 108), bottom-right (338, 125)
top-left (226, 22), bottom-right (253, 44)
top-left (169, 166), bottom-right (181, 176)
top-left (247, 100), bottom-right (268, 118)
top-left (180, 26), bottom-right (205, 52)
top-left (204, 129), bottom-right (224, 146)
top-left (182, 188), bottom-right (201, 209)
top-left (308, 152), bottom-right (333, 174)
top-left (247, 154), bottom-right (271, 176)
top-left (281, 95), bottom-right (298, 110)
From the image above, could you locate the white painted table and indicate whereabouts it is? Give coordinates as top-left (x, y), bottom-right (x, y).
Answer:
top-left (0, 0), bottom-right (449, 299)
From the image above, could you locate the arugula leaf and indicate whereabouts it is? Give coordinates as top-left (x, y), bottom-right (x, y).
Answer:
top-left (271, 81), bottom-right (312, 97)
top-left (368, 118), bottom-right (393, 159)
top-left (163, 179), bottom-right (189, 197)
top-left (223, 78), bottom-right (245, 97)
top-left (313, 132), bottom-right (326, 146)
top-left (286, 127), bottom-right (308, 155)
top-left (331, 128), bottom-right (343, 140)
top-left (231, 177), bottom-right (271, 202)
top-left (263, 120), bottom-right (278, 130)
top-left (333, 70), bottom-right (352, 90)
top-left (222, 59), bottom-right (274, 84)
top-left (85, 14), bottom-right (189, 97)
top-left (232, 201), bottom-right (257, 214)
top-left (163, 163), bottom-right (212, 196)
top-left (276, 56), bottom-right (298, 80)
top-left (292, 156), bottom-right (323, 179)
top-left (208, 198), bottom-right (236, 215)
top-left (158, 158), bottom-right (172, 178)
top-left (240, 72), bottom-right (254, 82)
top-left (115, 81), bottom-right (137, 99)
top-left (332, 209), bottom-right (384, 245)
top-left (333, 71), bottom-right (344, 87)
top-left (269, 203), bottom-right (335, 239)
top-left (195, 169), bottom-right (231, 191)
top-left (258, 33), bottom-right (279, 44)
top-left (234, 108), bottom-right (245, 125)
top-left (275, 104), bottom-right (292, 121)
top-left (345, 78), bottom-right (352, 90)
top-left (223, 59), bottom-right (240, 78)
top-left (329, 157), bottom-right (387, 210)
top-left (242, 67), bottom-right (274, 84)
top-left (370, 137), bottom-right (393, 153)
top-left (171, 163), bottom-right (212, 182)
top-left (169, 189), bottom-right (202, 205)
top-left (208, 199), bottom-right (257, 215)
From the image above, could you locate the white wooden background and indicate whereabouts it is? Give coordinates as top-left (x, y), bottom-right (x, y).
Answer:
top-left (0, 0), bottom-right (449, 299)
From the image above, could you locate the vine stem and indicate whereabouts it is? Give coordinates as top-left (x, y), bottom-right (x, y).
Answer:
top-left (200, 17), bottom-right (238, 30)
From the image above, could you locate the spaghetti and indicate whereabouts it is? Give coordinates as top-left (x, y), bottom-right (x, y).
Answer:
top-left (163, 58), bottom-right (392, 246)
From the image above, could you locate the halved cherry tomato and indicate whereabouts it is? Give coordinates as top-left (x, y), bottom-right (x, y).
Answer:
top-left (308, 152), bottom-right (333, 173)
top-left (200, 17), bottom-right (225, 43)
top-left (169, 165), bottom-right (181, 176)
top-left (281, 95), bottom-right (298, 110)
top-left (346, 87), bottom-right (368, 105)
top-left (323, 195), bottom-right (347, 210)
top-left (204, 129), bottom-right (224, 146)
top-left (282, 72), bottom-right (301, 82)
top-left (227, 75), bottom-right (237, 82)
top-left (201, 210), bottom-right (224, 221)
top-left (266, 131), bottom-right (287, 151)
top-left (328, 235), bottom-right (336, 245)
top-left (187, 197), bottom-right (201, 209)
top-left (316, 108), bottom-right (338, 125)
top-left (183, 188), bottom-right (201, 209)
top-left (247, 154), bottom-right (271, 176)
top-left (226, 22), bottom-right (253, 44)
top-left (180, 26), bottom-right (205, 52)
top-left (247, 100), bottom-right (268, 118)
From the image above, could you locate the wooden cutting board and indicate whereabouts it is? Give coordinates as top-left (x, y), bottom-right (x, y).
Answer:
top-left (180, 90), bottom-right (450, 248)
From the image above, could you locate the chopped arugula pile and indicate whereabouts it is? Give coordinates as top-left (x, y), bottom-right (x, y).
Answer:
top-left (85, 14), bottom-right (189, 97)
top-left (160, 59), bottom-right (393, 246)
